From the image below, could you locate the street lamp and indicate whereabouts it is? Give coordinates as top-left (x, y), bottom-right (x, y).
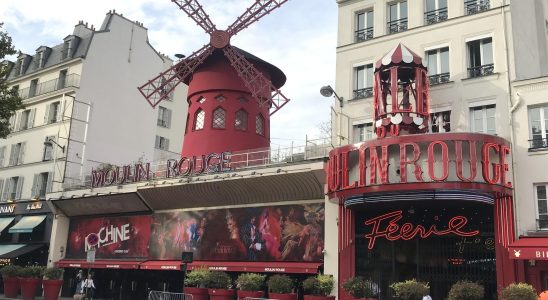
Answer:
top-left (320, 85), bottom-right (345, 145)
top-left (44, 138), bottom-right (65, 153)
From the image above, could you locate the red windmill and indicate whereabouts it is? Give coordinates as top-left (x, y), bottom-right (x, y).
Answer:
top-left (138, 0), bottom-right (290, 158)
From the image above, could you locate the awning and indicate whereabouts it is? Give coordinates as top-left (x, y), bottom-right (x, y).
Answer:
top-left (508, 237), bottom-right (548, 260)
top-left (8, 215), bottom-right (46, 233)
top-left (0, 217), bottom-right (14, 233)
top-left (0, 244), bottom-right (45, 259)
top-left (56, 259), bottom-right (142, 269)
top-left (140, 260), bottom-right (323, 274)
top-left (0, 244), bottom-right (26, 256)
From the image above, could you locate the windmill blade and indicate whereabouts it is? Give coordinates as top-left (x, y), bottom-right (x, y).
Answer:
top-left (171, 0), bottom-right (217, 34)
top-left (138, 44), bottom-right (214, 108)
top-left (226, 0), bottom-right (289, 37)
top-left (223, 45), bottom-right (290, 116)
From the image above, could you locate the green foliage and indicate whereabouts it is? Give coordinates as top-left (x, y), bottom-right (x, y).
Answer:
top-left (342, 277), bottom-right (373, 298)
top-left (44, 267), bottom-right (64, 280)
top-left (267, 275), bottom-right (294, 294)
top-left (205, 271), bottom-right (232, 289)
top-left (302, 274), bottom-right (334, 296)
top-left (19, 266), bottom-right (45, 278)
top-left (0, 265), bottom-right (22, 278)
top-left (0, 23), bottom-right (24, 139)
top-left (390, 279), bottom-right (430, 300)
top-left (447, 281), bottom-right (484, 300)
top-left (185, 268), bottom-right (210, 288)
top-left (501, 283), bottom-right (537, 300)
top-left (236, 273), bottom-right (266, 291)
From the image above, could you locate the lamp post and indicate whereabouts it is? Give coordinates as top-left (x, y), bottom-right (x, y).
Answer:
top-left (320, 85), bottom-right (344, 146)
top-left (43, 138), bottom-right (65, 153)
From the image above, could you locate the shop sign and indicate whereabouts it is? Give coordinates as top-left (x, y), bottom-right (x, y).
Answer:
top-left (91, 152), bottom-right (231, 187)
top-left (510, 248), bottom-right (548, 260)
top-left (265, 267), bottom-right (285, 272)
top-left (209, 266), bottom-right (227, 271)
top-left (327, 134), bottom-right (512, 196)
top-left (26, 202), bottom-right (43, 211)
top-left (0, 205), bottom-right (15, 214)
top-left (364, 210), bottom-right (479, 249)
top-left (85, 223), bottom-right (130, 252)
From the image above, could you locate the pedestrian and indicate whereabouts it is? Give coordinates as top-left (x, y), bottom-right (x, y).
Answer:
top-left (81, 273), bottom-right (96, 300)
top-left (75, 270), bottom-right (84, 295)
top-left (422, 295), bottom-right (432, 300)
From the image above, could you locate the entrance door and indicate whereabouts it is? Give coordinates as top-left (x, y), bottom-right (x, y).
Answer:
top-left (543, 272), bottom-right (548, 291)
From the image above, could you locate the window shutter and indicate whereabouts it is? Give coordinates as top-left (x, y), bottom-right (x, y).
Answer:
top-left (8, 145), bottom-right (16, 166)
top-left (9, 115), bottom-right (15, 130)
top-left (44, 103), bottom-right (51, 124)
top-left (56, 101), bottom-right (64, 122)
top-left (15, 177), bottom-right (24, 200)
top-left (1, 180), bottom-right (9, 201)
top-left (28, 108), bottom-right (36, 129)
top-left (18, 142), bottom-right (25, 165)
top-left (46, 172), bottom-right (53, 194)
top-left (155, 136), bottom-right (160, 149)
top-left (14, 112), bottom-right (21, 132)
top-left (0, 179), bottom-right (4, 201)
top-left (0, 147), bottom-right (5, 167)
top-left (164, 138), bottom-right (170, 151)
top-left (166, 109), bottom-right (172, 128)
top-left (31, 174), bottom-right (39, 197)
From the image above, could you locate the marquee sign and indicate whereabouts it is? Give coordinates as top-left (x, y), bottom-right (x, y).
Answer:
top-left (326, 133), bottom-right (513, 201)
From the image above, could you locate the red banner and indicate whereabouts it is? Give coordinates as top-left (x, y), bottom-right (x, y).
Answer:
top-left (66, 215), bottom-right (151, 259)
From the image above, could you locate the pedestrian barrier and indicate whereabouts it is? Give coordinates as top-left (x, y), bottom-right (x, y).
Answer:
top-left (148, 290), bottom-right (194, 300)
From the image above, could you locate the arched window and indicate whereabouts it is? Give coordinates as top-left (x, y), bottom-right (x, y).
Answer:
top-left (235, 109), bottom-right (248, 131)
top-left (255, 114), bottom-right (265, 135)
top-left (212, 107), bottom-right (226, 129)
top-left (194, 109), bottom-right (205, 130)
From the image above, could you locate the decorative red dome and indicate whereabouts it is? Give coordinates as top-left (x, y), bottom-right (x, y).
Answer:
top-left (375, 43), bottom-right (425, 71)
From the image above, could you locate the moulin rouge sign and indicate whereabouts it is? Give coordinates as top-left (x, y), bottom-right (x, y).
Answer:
top-left (326, 133), bottom-right (513, 198)
top-left (92, 152), bottom-right (231, 187)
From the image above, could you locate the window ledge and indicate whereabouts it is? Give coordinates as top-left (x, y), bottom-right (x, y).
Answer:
top-left (528, 148), bottom-right (548, 155)
top-left (461, 72), bottom-right (500, 84)
top-left (429, 80), bottom-right (455, 89)
top-left (348, 96), bottom-right (373, 102)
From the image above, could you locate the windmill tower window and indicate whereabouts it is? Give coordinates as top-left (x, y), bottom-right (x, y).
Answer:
top-left (235, 109), bottom-right (248, 131)
top-left (197, 96), bottom-right (206, 104)
top-left (256, 114), bottom-right (265, 136)
top-left (212, 107), bottom-right (226, 129)
top-left (194, 109), bottom-right (205, 131)
top-left (215, 94), bottom-right (226, 102)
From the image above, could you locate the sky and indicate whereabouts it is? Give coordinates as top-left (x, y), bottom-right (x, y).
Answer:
top-left (0, 0), bottom-right (338, 149)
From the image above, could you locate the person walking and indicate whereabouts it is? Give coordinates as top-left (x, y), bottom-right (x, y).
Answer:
top-left (81, 273), bottom-right (96, 300)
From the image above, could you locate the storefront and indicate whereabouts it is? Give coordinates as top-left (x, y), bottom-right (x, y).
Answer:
top-left (508, 237), bottom-right (548, 292)
top-left (52, 162), bottom-right (327, 299)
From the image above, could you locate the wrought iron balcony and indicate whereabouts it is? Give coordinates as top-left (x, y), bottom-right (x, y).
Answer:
top-left (355, 27), bottom-right (374, 42)
top-left (529, 137), bottom-right (548, 150)
top-left (467, 64), bottom-right (494, 78)
top-left (465, 0), bottom-right (490, 15)
top-left (353, 87), bottom-right (373, 99)
top-left (387, 19), bottom-right (408, 34)
top-left (429, 73), bottom-right (450, 85)
top-left (17, 73), bottom-right (80, 100)
top-left (424, 8), bottom-right (448, 25)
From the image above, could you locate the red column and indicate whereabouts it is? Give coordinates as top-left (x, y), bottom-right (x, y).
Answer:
top-left (494, 195), bottom-right (519, 294)
top-left (338, 205), bottom-right (355, 300)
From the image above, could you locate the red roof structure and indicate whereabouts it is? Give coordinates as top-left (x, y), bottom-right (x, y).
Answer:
top-left (375, 43), bottom-right (425, 71)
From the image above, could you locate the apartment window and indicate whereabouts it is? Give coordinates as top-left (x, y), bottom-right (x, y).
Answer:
top-left (17, 109), bottom-right (35, 131)
top-left (465, 0), bottom-right (490, 15)
top-left (425, 0), bottom-right (448, 24)
top-left (43, 136), bottom-right (55, 161)
top-left (58, 70), bottom-right (67, 89)
top-left (467, 37), bottom-right (493, 78)
top-left (353, 64), bottom-right (374, 99)
top-left (353, 123), bottom-right (373, 142)
top-left (528, 105), bottom-right (548, 150)
top-left (430, 111), bottom-right (451, 133)
top-left (61, 40), bottom-right (70, 60)
top-left (45, 101), bottom-right (61, 124)
top-left (157, 106), bottom-right (172, 128)
top-left (2, 176), bottom-right (23, 201)
top-left (470, 104), bottom-right (496, 135)
top-left (212, 107), bottom-right (226, 129)
top-left (235, 109), bottom-right (248, 131)
top-left (8, 142), bottom-right (25, 166)
top-left (355, 10), bottom-right (374, 42)
top-left (29, 79), bottom-right (38, 97)
top-left (426, 47), bottom-right (450, 85)
top-left (194, 109), bottom-right (205, 131)
top-left (31, 172), bottom-right (51, 198)
top-left (537, 185), bottom-right (548, 229)
top-left (388, 1), bottom-right (408, 34)
top-left (256, 114), bottom-right (265, 136)
top-left (155, 135), bottom-right (170, 151)
top-left (0, 146), bottom-right (6, 168)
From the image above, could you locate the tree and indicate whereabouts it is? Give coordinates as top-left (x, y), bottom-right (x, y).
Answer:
top-left (0, 23), bottom-right (24, 139)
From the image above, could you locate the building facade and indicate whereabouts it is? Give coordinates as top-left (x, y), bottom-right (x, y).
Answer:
top-left (0, 11), bottom-right (187, 267)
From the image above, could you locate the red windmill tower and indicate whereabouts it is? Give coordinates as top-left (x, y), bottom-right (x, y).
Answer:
top-left (138, 0), bottom-right (290, 158)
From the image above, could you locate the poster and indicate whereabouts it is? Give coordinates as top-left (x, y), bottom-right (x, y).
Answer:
top-left (148, 203), bottom-right (324, 262)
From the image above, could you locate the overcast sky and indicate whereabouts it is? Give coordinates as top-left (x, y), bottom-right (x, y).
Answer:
top-left (0, 0), bottom-right (337, 149)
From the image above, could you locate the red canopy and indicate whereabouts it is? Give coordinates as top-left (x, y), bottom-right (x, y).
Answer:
top-left (140, 260), bottom-right (322, 274)
top-left (508, 237), bottom-right (548, 260)
top-left (56, 259), bottom-right (142, 269)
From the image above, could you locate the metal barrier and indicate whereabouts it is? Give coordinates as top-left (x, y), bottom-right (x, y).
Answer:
top-left (148, 290), bottom-right (193, 300)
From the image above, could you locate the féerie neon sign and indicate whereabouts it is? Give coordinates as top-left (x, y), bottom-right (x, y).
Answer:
top-left (364, 210), bottom-right (479, 250)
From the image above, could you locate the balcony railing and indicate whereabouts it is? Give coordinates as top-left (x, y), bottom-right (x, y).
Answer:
top-left (387, 19), bottom-right (408, 34)
top-left (17, 73), bottom-right (80, 100)
top-left (529, 138), bottom-right (548, 150)
top-left (467, 64), bottom-right (494, 78)
top-left (424, 8), bottom-right (448, 24)
top-left (355, 27), bottom-right (374, 42)
top-left (465, 0), bottom-right (490, 15)
top-left (353, 87), bottom-right (373, 99)
top-left (429, 73), bottom-right (450, 85)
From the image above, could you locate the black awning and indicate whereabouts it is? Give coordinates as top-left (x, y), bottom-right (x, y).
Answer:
top-left (0, 244), bottom-right (46, 259)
